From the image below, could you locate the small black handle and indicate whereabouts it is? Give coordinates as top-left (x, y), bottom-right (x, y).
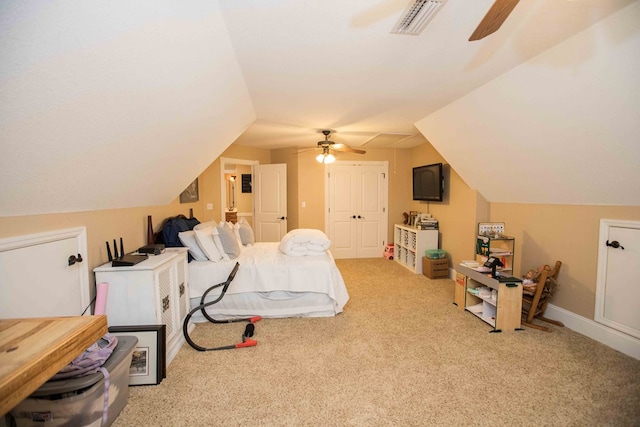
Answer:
top-left (278, 216), bottom-right (287, 220)
top-left (68, 253), bottom-right (83, 266)
top-left (606, 240), bottom-right (625, 250)
top-left (351, 215), bottom-right (357, 219)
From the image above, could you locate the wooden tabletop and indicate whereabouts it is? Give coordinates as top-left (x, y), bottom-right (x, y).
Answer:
top-left (0, 315), bottom-right (108, 416)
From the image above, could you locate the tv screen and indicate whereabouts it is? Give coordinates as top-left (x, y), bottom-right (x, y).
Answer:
top-left (412, 163), bottom-right (443, 202)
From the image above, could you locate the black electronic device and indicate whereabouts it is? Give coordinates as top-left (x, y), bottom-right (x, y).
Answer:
top-left (484, 256), bottom-right (504, 279)
top-left (112, 254), bottom-right (148, 267)
top-left (412, 163), bottom-right (444, 202)
top-left (138, 244), bottom-right (166, 255)
top-left (106, 238), bottom-right (148, 267)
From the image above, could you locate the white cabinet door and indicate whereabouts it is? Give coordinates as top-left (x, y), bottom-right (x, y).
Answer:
top-left (596, 219), bottom-right (640, 339)
top-left (0, 227), bottom-right (89, 318)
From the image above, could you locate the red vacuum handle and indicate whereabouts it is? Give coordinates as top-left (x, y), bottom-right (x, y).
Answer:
top-left (236, 338), bottom-right (257, 348)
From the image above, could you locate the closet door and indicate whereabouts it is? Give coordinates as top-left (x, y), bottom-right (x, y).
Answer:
top-left (327, 162), bottom-right (388, 259)
top-left (327, 165), bottom-right (357, 258)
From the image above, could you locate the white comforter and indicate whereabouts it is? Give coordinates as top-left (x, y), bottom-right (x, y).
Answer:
top-left (188, 242), bottom-right (349, 316)
top-left (278, 228), bottom-right (331, 256)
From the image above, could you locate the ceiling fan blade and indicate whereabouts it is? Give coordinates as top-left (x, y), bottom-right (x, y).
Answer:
top-left (469, 0), bottom-right (520, 41)
top-left (332, 144), bottom-right (366, 155)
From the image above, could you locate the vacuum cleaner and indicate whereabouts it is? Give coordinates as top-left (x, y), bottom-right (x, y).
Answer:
top-left (182, 262), bottom-right (261, 351)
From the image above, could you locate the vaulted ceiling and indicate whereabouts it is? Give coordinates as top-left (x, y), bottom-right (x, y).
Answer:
top-left (1, 0), bottom-right (638, 216)
top-left (221, 0), bottom-right (635, 151)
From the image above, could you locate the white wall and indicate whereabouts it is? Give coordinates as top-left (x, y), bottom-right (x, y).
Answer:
top-left (0, 0), bottom-right (255, 216)
top-left (415, 1), bottom-right (640, 206)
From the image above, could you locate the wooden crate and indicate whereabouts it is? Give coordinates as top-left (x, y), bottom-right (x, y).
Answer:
top-left (422, 257), bottom-right (449, 279)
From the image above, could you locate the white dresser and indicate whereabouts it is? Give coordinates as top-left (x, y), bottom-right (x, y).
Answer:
top-left (94, 248), bottom-right (193, 367)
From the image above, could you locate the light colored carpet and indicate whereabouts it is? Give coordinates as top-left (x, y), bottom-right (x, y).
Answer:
top-left (113, 258), bottom-right (640, 426)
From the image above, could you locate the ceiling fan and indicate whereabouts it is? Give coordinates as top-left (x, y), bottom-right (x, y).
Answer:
top-left (314, 130), bottom-right (366, 164)
top-left (469, 0), bottom-right (520, 41)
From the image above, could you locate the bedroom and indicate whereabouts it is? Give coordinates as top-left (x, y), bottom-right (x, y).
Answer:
top-left (0, 0), bottom-right (639, 423)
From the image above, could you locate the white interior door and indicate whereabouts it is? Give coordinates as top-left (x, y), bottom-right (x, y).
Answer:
top-left (253, 163), bottom-right (287, 242)
top-left (327, 162), bottom-right (388, 259)
top-left (327, 165), bottom-right (357, 258)
top-left (595, 219), bottom-right (640, 339)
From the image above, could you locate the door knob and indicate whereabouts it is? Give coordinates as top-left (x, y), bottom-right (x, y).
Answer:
top-left (606, 240), bottom-right (625, 250)
top-left (357, 215), bottom-right (365, 219)
top-left (351, 215), bottom-right (356, 219)
top-left (278, 216), bottom-right (287, 220)
top-left (68, 253), bottom-right (83, 266)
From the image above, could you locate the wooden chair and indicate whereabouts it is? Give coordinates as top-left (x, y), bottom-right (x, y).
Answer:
top-left (521, 261), bottom-right (563, 332)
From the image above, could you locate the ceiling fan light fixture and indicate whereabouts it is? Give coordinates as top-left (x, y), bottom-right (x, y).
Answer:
top-left (316, 150), bottom-right (336, 164)
top-left (391, 0), bottom-right (447, 36)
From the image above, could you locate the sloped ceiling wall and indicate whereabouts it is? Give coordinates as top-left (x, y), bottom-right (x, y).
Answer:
top-left (1, 2), bottom-right (638, 218)
top-left (416, 2), bottom-right (640, 206)
top-left (0, 1), bottom-right (255, 217)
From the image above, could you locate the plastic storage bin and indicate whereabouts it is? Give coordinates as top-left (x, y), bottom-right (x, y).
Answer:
top-left (10, 335), bottom-right (137, 427)
top-left (425, 249), bottom-right (446, 259)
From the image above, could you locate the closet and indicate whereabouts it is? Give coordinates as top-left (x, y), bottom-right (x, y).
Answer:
top-left (326, 161), bottom-right (388, 259)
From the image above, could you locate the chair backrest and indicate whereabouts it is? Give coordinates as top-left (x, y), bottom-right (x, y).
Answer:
top-left (542, 261), bottom-right (562, 298)
top-left (523, 261), bottom-right (562, 322)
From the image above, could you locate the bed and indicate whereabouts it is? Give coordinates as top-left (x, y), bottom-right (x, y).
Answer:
top-left (156, 215), bottom-right (349, 322)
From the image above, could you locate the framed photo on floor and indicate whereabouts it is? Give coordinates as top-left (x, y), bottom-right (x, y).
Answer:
top-left (108, 324), bottom-right (166, 385)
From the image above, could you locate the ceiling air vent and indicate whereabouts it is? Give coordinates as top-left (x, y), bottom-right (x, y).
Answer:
top-left (390, 0), bottom-right (447, 36)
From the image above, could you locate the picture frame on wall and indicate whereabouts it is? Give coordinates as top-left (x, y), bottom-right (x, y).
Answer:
top-left (179, 178), bottom-right (199, 203)
top-left (241, 174), bottom-right (252, 193)
top-left (108, 324), bottom-right (166, 386)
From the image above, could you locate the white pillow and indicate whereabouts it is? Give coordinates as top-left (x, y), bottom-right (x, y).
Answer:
top-left (216, 223), bottom-right (242, 260)
top-left (233, 223), bottom-right (243, 246)
top-left (194, 227), bottom-right (224, 262)
top-left (194, 221), bottom-right (215, 231)
top-left (178, 230), bottom-right (208, 262)
top-left (211, 227), bottom-right (230, 261)
top-left (237, 219), bottom-right (255, 246)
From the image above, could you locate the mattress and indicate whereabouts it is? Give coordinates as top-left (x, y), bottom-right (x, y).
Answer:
top-left (187, 242), bottom-right (349, 321)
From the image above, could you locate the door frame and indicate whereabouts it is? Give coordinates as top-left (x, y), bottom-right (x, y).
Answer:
top-left (219, 157), bottom-right (259, 223)
top-left (324, 160), bottom-right (389, 252)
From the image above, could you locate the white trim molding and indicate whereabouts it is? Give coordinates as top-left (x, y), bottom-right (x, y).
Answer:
top-left (545, 304), bottom-right (640, 361)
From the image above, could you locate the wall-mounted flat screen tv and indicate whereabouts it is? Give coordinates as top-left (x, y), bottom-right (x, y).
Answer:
top-left (412, 163), bottom-right (444, 202)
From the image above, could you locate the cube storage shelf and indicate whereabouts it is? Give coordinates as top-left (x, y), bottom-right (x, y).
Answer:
top-left (393, 224), bottom-right (438, 274)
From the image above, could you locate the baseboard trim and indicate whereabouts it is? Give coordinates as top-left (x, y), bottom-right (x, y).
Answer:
top-left (545, 304), bottom-right (640, 360)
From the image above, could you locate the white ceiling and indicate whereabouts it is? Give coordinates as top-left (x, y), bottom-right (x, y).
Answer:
top-left (219, 0), bottom-right (633, 150)
top-left (0, 0), bottom-right (637, 216)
